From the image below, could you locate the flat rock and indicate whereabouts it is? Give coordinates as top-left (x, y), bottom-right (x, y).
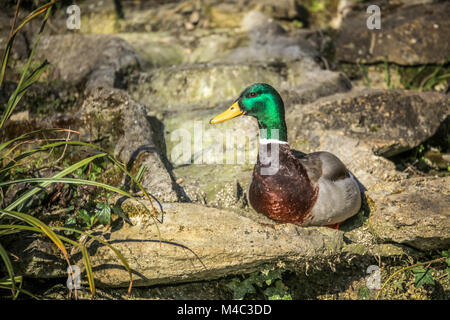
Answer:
top-left (281, 71), bottom-right (352, 107)
top-left (2, 200), bottom-right (345, 285)
top-left (335, 2), bottom-right (450, 65)
top-left (85, 201), bottom-right (344, 287)
top-left (367, 176), bottom-right (450, 251)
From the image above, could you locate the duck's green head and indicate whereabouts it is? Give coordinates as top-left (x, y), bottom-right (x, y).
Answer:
top-left (209, 83), bottom-right (288, 141)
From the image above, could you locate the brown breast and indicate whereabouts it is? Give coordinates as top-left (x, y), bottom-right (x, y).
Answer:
top-left (248, 143), bottom-right (318, 225)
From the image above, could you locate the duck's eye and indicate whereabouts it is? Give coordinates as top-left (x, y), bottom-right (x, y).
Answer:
top-left (248, 92), bottom-right (258, 98)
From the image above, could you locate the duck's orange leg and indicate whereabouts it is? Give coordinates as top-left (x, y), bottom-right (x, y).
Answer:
top-left (326, 222), bottom-right (342, 230)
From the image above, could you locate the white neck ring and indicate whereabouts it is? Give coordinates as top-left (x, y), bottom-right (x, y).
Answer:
top-left (259, 138), bottom-right (289, 145)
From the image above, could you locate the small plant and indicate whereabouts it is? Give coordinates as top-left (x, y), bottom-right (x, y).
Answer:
top-left (358, 62), bottom-right (371, 88)
top-left (292, 20), bottom-right (303, 29)
top-left (358, 285), bottom-right (371, 300)
top-left (226, 265), bottom-right (292, 300)
top-left (383, 57), bottom-right (391, 89)
top-left (376, 250), bottom-right (450, 299)
top-left (399, 57), bottom-right (450, 91)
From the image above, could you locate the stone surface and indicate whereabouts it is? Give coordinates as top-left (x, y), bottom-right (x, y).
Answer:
top-left (116, 33), bottom-right (185, 69)
top-left (131, 62), bottom-right (294, 110)
top-left (241, 10), bottom-right (274, 31)
top-left (335, 2), bottom-right (450, 65)
top-left (287, 88), bottom-right (450, 158)
top-left (130, 60), bottom-right (347, 111)
top-left (78, 201), bottom-right (344, 287)
top-left (257, 0), bottom-right (302, 20)
top-left (4, 235), bottom-right (68, 279)
top-left (221, 22), bottom-right (318, 64)
top-left (367, 176), bottom-right (450, 251)
top-left (79, 87), bottom-right (179, 202)
top-left (37, 34), bottom-right (139, 88)
top-left (281, 70), bottom-right (352, 106)
top-left (116, 30), bottom-right (246, 67)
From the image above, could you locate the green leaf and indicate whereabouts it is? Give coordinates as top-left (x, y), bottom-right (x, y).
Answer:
top-left (77, 209), bottom-right (91, 226)
top-left (358, 286), bottom-right (371, 300)
top-left (64, 215), bottom-right (77, 235)
top-left (0, 243), bottom-right (17, 298)
top-left (442, 250), bottom-right (450, 266)
top-left (0, 210), bottom-right (70, 264)
top-left (264, 280), bottom-right (291, 300)
top-left (75, 168), bottom-right (84, 178)
top-left (95, 202), bottom-right (111, 226)
top-left (226, 277), bottom-right (255, 300)
top-left (135, 165), bottom-right (147, 183)
top-left (411, 266), bottom-right (435, 288)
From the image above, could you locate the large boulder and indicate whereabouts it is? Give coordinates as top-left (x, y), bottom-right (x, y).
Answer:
top-left (287, 88), bottom-right (450, 157)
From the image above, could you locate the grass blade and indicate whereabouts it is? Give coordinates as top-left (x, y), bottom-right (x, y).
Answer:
top-left (3, 60), bottom-right (49, 126)
top-left (0, 210), bottom-right (70, 265)
top-left (53, 226), bottom-right (134, 296)
top-left (0, 242), bottom-right (17, 297)
top-left (0, 3), bottom-right (53, 129)
top-left (56, 234), bottom-right (96, 298)
top-left (0, 1), bottom-right (57, 88)
top-left (1, 177), bottom-right (137, 199)
top-left (0, 128), bottom-right (78, 155)
top-left (2, 139), bottom-right (162, 221)
top-left (81, 246), bottom-right (95, 297)
top-left (0, 284), bottom-right (39, 299)
top-left (0, 224), bottom-right (133, 298)
top-left (4, 153), bottom-right (107, 212)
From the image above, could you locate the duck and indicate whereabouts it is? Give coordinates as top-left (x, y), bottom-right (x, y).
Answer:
top-left (209, 83), bottom-right (361, 229)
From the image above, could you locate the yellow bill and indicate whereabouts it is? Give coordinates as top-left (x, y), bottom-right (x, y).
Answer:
top-left (209, 101), bottom-right (244, 124)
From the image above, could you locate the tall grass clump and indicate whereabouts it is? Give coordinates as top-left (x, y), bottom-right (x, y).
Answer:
top-left (0, 1), bottom-right (161, 299)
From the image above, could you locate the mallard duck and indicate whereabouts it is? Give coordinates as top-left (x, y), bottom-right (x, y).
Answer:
top-left (209, 83), bottom-right (361, 229)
